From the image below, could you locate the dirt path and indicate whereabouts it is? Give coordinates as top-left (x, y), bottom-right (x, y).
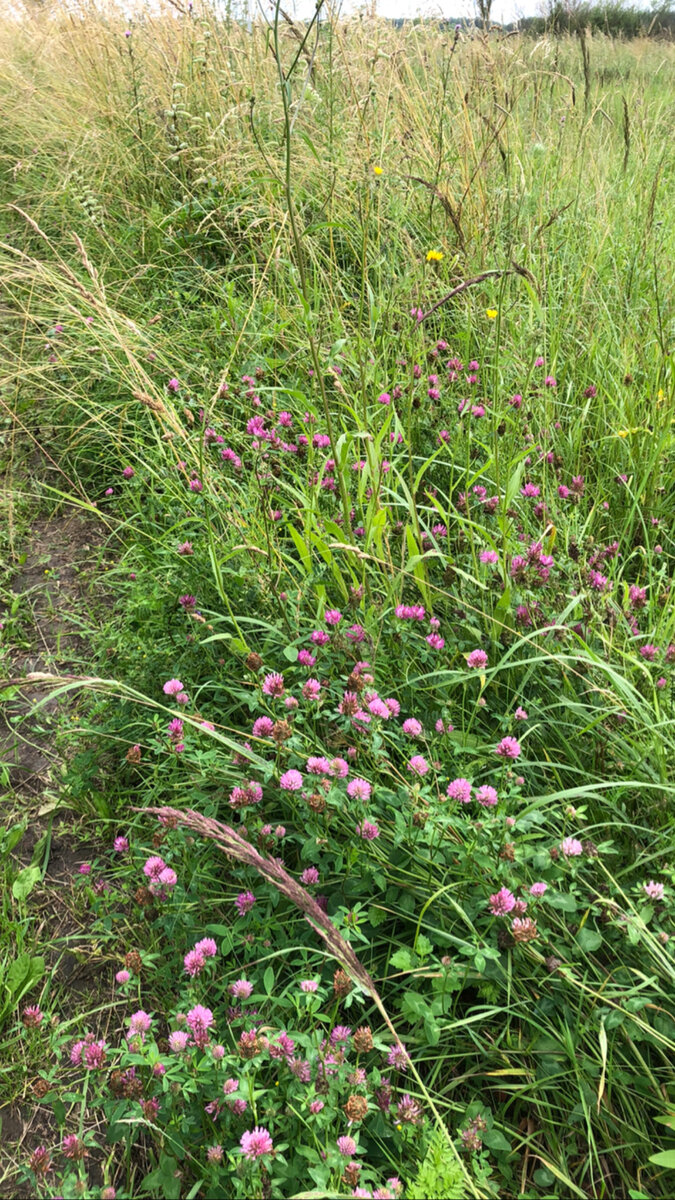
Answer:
top-left (1, 512), bottom-right (107, 794)
top-left (0, 508), bottom-right (112, 1193)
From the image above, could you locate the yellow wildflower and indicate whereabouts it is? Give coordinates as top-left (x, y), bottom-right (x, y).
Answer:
top-left (426, 250), bottom-right (444, 262)
top-left (373, 165), bottom-right (383, 176)
top-left (486, 308), bottom-right (498, 319)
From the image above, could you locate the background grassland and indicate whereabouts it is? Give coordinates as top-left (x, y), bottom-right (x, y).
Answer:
top-left (0, 6), bottom-right (674, 1200)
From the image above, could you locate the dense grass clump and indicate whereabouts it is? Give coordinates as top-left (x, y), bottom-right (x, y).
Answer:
top-left (0, 4), bottom-right (674, 1199)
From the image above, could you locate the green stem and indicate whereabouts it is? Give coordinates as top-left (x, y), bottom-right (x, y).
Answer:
top-left (272, 1), bottom-right (352, 538)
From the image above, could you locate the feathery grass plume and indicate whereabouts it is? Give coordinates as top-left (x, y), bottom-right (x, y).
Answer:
top-left (142, 804), bottom-right (375, 992)
top-left (140, 805), bottom-right (484, 1198)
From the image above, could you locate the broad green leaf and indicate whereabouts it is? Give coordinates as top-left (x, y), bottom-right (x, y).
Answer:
top-left (483, 1128), bottom-right (511, 1153)
top-left (655, 1114), bottom-right (675, 1130)
top-left (368, 906), bottom-right (386, 928)
top-left (390, 948), bottom-right (413, 971)
top-left (649, 1150), bottom-right (675, 1169)
top-left (12, 865), bottom-right (41, 902)
top-left (545, 891), bottom-right (578, 913)
top-left (577, 927), bottom-right (603, 953)
top-left (4, 953), bottom-right (44, 1005)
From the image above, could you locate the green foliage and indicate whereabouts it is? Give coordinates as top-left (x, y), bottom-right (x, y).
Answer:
top-left (0, 952), bottom-right (45, 1026)
top-left (407, 1129), bottom-right (468, 1199)
top-left (11, 864), bottom-right (41, 902)
top-left (0, 7), bottom-right (675, 1199)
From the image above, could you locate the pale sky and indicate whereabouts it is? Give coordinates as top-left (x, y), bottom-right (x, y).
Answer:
top-left (40, 0), bottom-right (656, 34)
top-left (53, 0), bottom-right (655, 37)
top-left (276, 0), bottom-right (656, 27)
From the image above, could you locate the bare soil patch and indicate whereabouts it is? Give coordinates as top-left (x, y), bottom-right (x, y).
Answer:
top-left (0, 507), bottom-right (114, 1195)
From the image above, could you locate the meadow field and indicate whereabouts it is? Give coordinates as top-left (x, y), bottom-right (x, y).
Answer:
top-left (0, 4), bottom-right (674, 1197)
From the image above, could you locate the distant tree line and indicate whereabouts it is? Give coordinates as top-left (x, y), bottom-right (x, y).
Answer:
top-left (389, 4), bottom-right (675, 37)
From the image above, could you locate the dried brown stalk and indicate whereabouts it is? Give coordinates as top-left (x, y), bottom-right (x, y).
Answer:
top-left (418, 269), bottom-right (509, 323)
top-left (141, 805), bottom-right (376, 995)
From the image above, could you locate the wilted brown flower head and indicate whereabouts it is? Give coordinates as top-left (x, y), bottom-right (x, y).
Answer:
top-left (238, 1030), bottom-right (263, 1059)
top-left (29, 1146), bottom-right (51, 1176)
top-left (396, 1093), bottom-right (424, 1125)
top-left (342, 1163), bottom-right (361, 1187)
top-left (110, 1069), bottom-right (144, 1100)
top-left (353, 1026), bottom-right (373, 1053)
top-left (344, 1094), bottom-right (368, 1122)
top-left (272, 720), bottom-right (292, 743)
top-left (511, 917), bottom-right (538, 944)
top-left (333, 968), bottom-right (353, 999)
